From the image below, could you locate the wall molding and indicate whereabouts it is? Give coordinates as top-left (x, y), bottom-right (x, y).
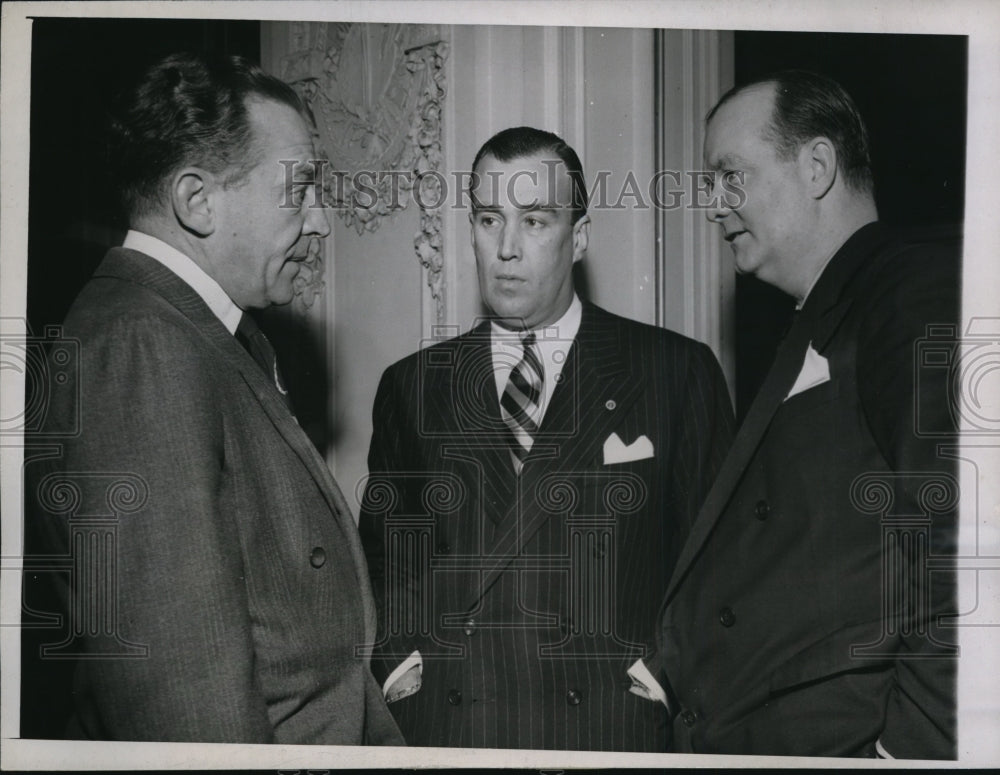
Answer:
top-left (654, 29), bottom-right (735, 398)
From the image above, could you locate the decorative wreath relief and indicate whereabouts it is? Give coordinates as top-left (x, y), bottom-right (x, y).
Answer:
top-left (280, 22), bottom-right (449, 322)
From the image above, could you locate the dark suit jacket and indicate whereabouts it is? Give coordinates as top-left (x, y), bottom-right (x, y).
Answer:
top-left (24, 248), bottom-right (403, 745)
top-left (654, 223), bottom-right (960, 758)
top-left (359, 301), bottom-right (734, 750)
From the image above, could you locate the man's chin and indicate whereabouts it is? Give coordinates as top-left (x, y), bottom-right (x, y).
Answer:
top-left (266, 285), bottom-right (297, 307)
top-left (488, 308), bottom-right (532, 330)
top-left (732, 252), bottom-right (759, 277)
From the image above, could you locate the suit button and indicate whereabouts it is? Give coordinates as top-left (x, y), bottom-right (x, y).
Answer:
top-left (436, 542), bottom-right (451, 555)
top-left (566, 689), bottom-right (583, 706)
top-left (309, 547), bottom-right (326, 568)
top-left (681, 709), bottom-right (697, 727)
top-left (447, 689), bottom-right (462, 706)
top-left (754, 499), bottom-right (770, 520)
top-left (463, 618), bottom-right (476, 636)
top-left (719, 606), bottom-right (736, 627)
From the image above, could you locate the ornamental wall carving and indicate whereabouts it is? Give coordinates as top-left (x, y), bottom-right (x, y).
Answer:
top-left (280, 23), bottom-right (449, 321)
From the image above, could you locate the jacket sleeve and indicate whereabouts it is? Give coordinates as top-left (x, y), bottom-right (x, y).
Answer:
top-left (358, 363), bottom-right (424, 691)
top-left (33, 314), bottom-right (274, 742)
top-left (856, 242), bottom-right (960, 760)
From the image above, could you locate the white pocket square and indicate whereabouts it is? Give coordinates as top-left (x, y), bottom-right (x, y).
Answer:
top-left (602, 432), bottom-right (654, 464)
top-left (785, 343), bottom-right (830, 401)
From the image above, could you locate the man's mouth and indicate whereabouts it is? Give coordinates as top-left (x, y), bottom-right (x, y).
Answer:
top-left (724, 230), bottom-right (746, 243)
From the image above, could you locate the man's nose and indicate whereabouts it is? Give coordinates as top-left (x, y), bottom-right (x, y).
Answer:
top-left (303, 193), bottom-right (332, 238)
top-left (706, 173), bottom-right (732, 224)
top-left (498, 222), bottom-right (519, 261)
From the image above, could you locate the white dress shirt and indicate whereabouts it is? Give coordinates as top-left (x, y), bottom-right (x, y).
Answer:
top-left (123, 230), bottom-right (243, 334)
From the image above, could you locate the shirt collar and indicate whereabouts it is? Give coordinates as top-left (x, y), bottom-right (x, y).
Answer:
top-left (796, 256), bottom-right (834, 311)
top-left (490, 295), bottom-right (583, 418)
top-left (489, 294), bottom-right (583, 346)
top-left (122, 230), bottom-right (243, 334)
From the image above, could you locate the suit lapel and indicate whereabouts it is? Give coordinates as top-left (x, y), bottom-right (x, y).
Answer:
top-left (662, 222), bottom-right (891, 603)
top-left (466, 303), bottom-right (644, 608)
top-left (663, 309), bottom-right (814, 601)
top-left (535, 302), bottom-right (645, 470)
top-left (97, 248), bottom-right (378, 644)
top-left (437, 322), bottom-right (520, 526)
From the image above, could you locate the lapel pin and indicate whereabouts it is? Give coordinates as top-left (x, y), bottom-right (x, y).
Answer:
top-left (605, 399), bottom-right (616, 411)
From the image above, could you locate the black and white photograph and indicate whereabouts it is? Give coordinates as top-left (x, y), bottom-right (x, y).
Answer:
top-left (1, 0), bottom-right (998, 770)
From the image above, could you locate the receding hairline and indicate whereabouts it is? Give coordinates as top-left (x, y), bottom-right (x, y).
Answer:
top-left (707, 80), bottom-right (778, 129)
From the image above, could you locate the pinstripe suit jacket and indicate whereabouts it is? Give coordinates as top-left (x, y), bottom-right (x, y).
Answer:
top-left (359, 302), bottom-right (734, 750)
top-left (25, 248), bottom-right (403, 745)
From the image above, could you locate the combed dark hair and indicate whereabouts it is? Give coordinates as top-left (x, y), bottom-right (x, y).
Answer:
top-left (708, 69), bottom-right (874, 194)
top-left (471, 126), bottom-right (587, 222)
top-left (108, 51), bottom-right (306, 222)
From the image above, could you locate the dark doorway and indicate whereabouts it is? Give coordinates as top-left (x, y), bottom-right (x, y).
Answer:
top-left (732, 32), bottom-right (967, 419)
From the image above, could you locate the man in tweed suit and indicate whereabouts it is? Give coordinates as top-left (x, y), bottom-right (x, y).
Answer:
top-left (24, 52), bottom-right (402, 745)
top-left (359, 126), bottom-right (734, 750)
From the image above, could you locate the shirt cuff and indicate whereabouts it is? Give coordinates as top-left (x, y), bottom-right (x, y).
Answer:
top-left (382, 650), bottom-right (422, 699)
top-left (626, 657), bottom-right (672, 714)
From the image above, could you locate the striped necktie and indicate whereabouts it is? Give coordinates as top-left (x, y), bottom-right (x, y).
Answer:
top-left (500, 331), bottom-right (544, 473)
top-left (235, 313), bottom-right (294, 414)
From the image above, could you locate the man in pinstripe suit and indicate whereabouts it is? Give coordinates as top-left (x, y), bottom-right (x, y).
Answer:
top-left (359, 126), bottom-right (734, 750)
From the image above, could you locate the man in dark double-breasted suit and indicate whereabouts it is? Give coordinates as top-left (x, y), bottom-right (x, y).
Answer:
top-left (359, 127), bottom-right (734, 750)
top-left (24, 52), bottom-right (402, 745)
top-left (651, 71), bottom-right (959, 759)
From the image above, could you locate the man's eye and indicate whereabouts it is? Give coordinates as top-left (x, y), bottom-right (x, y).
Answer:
top-left (478, 215), bottom-right (498, 227)
top-left (524, 216), bottom-right (544, 228)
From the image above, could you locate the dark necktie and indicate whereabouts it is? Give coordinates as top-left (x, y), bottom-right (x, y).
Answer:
top-left (235, 313), bottom-right (294, 414)
top-left (499, 332), bottom-right (544, 474)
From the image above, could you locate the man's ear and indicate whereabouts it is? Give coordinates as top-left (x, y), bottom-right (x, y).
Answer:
top-left (800, 137), bottom-right (837, 199)
top-left (171, 168), bottom-right (215, 237)
top-left (572, 214), bottom-right (590, 262)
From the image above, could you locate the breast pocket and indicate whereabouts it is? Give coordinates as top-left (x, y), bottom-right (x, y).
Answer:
top-left (778, 378), bottom-right (843, 420)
